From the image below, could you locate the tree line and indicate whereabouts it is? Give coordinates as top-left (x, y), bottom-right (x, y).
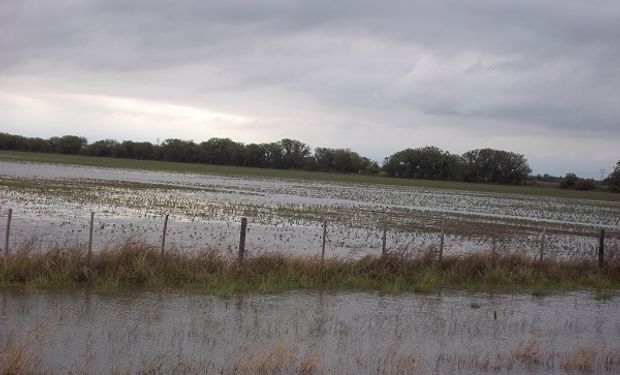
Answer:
top-left (382, 146), bottom-right (532, 184)
top-left (0, 133), bottom-right (378, 174)
top-left (4, 132), bottom-right (617, 190)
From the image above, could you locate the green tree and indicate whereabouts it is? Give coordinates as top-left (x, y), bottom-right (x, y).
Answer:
top-left (574, 178), bottom-right (596, 191)
top-left (315, 147), bottom-right (375, 173)
top-left (243, 143), bottom-right (268, 167)
top-left (263, 142), bottom-right (284, 168)
top-left (131, 142), bottom-right (155, 160)
top-left (0, 133), bottom-right (27, 150)
top-left (57, 135), bottom-right (87, 154)
top-left (86, 139), bottom-right (118, 157)
top-left (279, 138), bottom-right (311, 169)
top-left (608, 161), bottom-right (620, 192)
top-left (383, 146), bottom-right (462, 180)
top-left (159, 139), bottom-right (196, 162)
top-left (462, 148), bottom-right (530, 184)
top-left (196, 138), bottom-right (245, 165)
top-left (559, 173), bottom-right (577, 189)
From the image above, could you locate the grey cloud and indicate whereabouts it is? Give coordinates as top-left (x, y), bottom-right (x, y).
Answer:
top-left (1, 0), bottom-right (618, 177)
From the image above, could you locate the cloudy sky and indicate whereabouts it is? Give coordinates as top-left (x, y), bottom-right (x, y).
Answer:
top-left (1, 0), bottom-right (618, 177)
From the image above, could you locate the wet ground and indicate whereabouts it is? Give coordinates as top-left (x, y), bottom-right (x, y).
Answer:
top-left (1, 160), bottom-right (619, 258)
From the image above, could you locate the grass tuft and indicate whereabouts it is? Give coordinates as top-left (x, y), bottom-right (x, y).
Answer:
top-left (1, 241), bottom-right (619, 296)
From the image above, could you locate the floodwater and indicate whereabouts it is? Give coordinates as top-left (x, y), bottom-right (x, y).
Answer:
top-left (0, 290), bottom-right (618, 374)
top-left (1, 160), bottom-right (619, 258)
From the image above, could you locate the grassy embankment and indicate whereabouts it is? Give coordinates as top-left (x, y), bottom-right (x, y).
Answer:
top-left (1, 150), bottom-right (618, 201)
top-left (1, 242), bottom-right (618, 297)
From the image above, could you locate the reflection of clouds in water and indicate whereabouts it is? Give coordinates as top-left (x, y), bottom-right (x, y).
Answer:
top-left (2, 214), bottom-right (616, 260)
top-left (0, 160), bottom-right (618, 258)
top-left (1, 161), bottom-right (618, 227)
top-left (1, 291), bottom-right (618, 373)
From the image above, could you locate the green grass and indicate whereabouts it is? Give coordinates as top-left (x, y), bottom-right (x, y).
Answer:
top-left (1, 242), bottom-right (618, 296)
top-left (1, 150), bottom-right (618, 201)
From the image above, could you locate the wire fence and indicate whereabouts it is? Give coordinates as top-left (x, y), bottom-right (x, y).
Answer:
top-left (1, 208), bottom-right (619, 264)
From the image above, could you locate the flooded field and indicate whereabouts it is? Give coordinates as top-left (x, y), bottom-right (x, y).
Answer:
top-left (1, 290), bottom-right (619, 373)
top-left (1, 161), bottom-right (619, 374)
top-left (1, 160), bottom-right (619, 258)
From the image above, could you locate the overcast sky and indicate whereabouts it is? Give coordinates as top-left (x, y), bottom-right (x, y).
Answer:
top-left (1, 0), bottom-right (619, 178)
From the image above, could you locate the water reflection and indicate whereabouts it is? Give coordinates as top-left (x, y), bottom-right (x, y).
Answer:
top-left (0, 290), bottom-right (618, 373)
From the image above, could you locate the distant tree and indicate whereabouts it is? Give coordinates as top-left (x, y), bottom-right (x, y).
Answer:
top-left (303, 155), bottom-right (318, 171)
top-left (196, 138), bottom-right (245, 165)
top-left (607, 161), bottom-right (620, 192)
top-left (86, 139), bottom-right (118, 157)
top-left (315, 147), bottom-right (375, 173)
top-left (574, 178), bottom-right (597, 191)
top-left (263, 142), bottom-right (284, 168)
top-left (0, 133), bottom-right (26, 150)
top-left (131, 141), bottom-right (155, 160)
top-left (47, 136), bottom-right (60, 153)
top-left (57, 135), bottom-right (87, 154)
top-left (462, 148), bottom-right (531, 184)
top-left (383, 146), bottom-right (463, 180)
top-left (25, 137), bottom-right (52, 152)
top-left (243, 143), bottom-right (267, 167)
top-left (159, 138), bottom-right (196, 162)
top-left (559, 173), bottom-right (578, 189)
top-left (2, 132), bottom-right (555, 184)
top-left (279, 138), bottom-right (311, 169)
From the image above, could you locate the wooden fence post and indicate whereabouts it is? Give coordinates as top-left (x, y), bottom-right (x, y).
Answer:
top-left (238, 217), bottom-right (247, 262)
top-left (539, 228), bottom-right (546, 265)
top-left (321, 221), bottom-right (327, 262)
top-left (161, 214), bottom-right (169, 257)
top-left (491, 236), bottom-right (497, 266)
top-left (438, 227), bottom-right (444, 266)
top-left (598, 228), bottom-right (605, 267)
top-left (88, 211), bottom-right (94, 260)
top-left (381, 228), bottom-right (387, 257)
top-left (4, 209), bottom-right (12, 256)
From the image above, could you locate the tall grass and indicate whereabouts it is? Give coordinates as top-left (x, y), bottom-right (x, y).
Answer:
top-left (0, 322), bottom-right (47, 374)
top-left (2, 331), bottom-right (619, 374)
top-left (1, 241), bottom-right (618, 295)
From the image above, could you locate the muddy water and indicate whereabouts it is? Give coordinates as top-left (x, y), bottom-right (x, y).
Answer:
top-left (2, 161), bottom-right (619, 227)
top-left (0, 290), bottom-right (618, 373)
top-left (1, 160), bottom-right (619, 258)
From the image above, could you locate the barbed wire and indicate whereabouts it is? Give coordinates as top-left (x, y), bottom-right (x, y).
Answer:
top-left (1, 208), bottom-right (618, 257)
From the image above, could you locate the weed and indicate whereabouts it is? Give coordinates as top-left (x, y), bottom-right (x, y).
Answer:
top-left (0, 241), bottom-right (619, 295)
top-left (0, 322), bottom-right (47, 374)
top-left (562, 346), bottom-right (595, 371)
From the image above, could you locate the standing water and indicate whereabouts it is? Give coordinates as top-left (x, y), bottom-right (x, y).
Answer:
top-left (0, 290), bottom-right (618, 374)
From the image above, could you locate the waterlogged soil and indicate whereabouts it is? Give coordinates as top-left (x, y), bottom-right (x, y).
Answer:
top-left (0, 160), bottom-right (619, 259)
top-left (0, 290), bottom-right (618, 374)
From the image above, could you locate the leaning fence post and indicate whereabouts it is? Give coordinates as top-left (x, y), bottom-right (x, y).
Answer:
top-left (238, 217), bottom-right (247, 262)
top-left (598, 228), bottom-right (605, 267)
top-left (381, 228), bottom-right (387, 257)
top-left (321, 221), bottom-right (327, 262)
top-left (4, 208), bottom-right (12, 256)
top-left (88, 211), bottom-right (94, 260)
top-left (161, 214), bottom-right (169, 257)
top-left (438, 227), bottom-right (444, 266)
top-left (539, 228), bottom-right (546, 265)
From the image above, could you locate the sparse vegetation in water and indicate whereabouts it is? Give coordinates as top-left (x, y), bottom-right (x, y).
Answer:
top-left (0, 322), bottom-right (47, 374)
top-left (595, 289), bottom-right (613, 301)
top-left (2, 326), bottom-right (620, 374)
top-left (1, 166), bottom-right (619, 261)
top-left (1, 241), bottom-right (619, 296)
top-left (2, 150), bottom-right (619, 201)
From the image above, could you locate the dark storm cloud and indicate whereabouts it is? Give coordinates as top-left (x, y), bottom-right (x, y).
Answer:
top-left (1, 0), bottom-right (618, 176)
